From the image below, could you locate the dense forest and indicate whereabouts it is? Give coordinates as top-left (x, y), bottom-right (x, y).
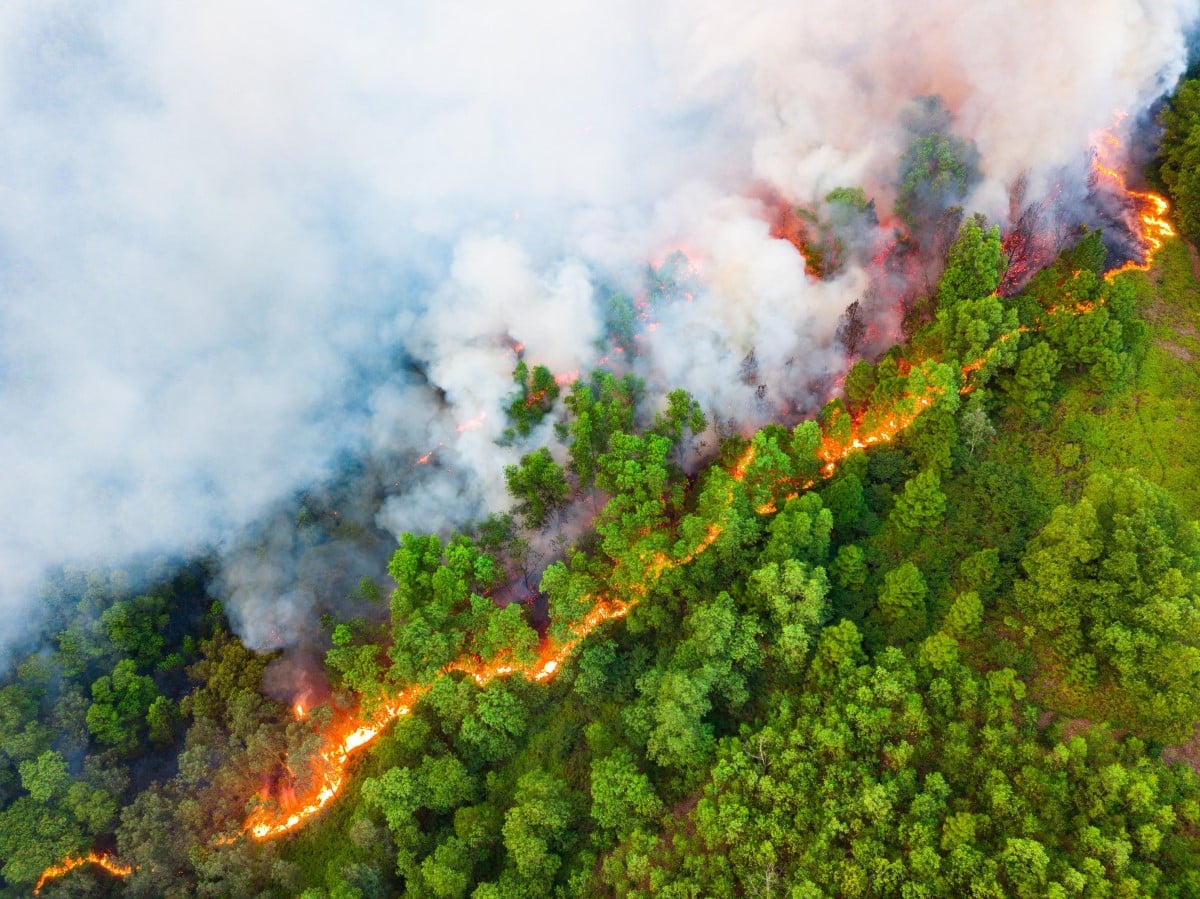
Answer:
top-left (6, 78), bottom-right (1200, 897)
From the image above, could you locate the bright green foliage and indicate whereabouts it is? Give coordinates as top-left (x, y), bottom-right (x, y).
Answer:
top-left (500, 770), bottom-right (574, 888)
top-left (325, 621), bottom-right (387, 700)
top-left (635, 645), bottom-right (1200, 897)
top-left (595, 432), bottom-right (674, 594)
top-left (625, 593), bottom-right (762, 774)
top-left (901, 361), bottom-right (962, 471)
top-left (146, 694), bottom-right (180, 747)
top-left (0, 750), bottom-right (118, 886)
top-left (557, 370), bottom-right (643, 490)
top-left (386, 534), bottom-right (508, 684)
top-left (892, 468), bottom-right (947, 534)
top-left (540, 551), bottom-right (600, 645)
top-left (0, 796), bottom-right (88, 885)
top-left (19, 749), bottom-right (71, 803)
top-left (652, 388), bottom-right (707, 448)
top-left (100, 594), bottom-right (169, 669)
top-left (741, 426), bottom-right (795, 513)
top-left (504, 447), bottom-right (570, 529)
top-left (937, 217), bottom-right (1006, 309)
top-left (759, 492), bottom-right (833, 567)
top-left (790, 419), bottom-right (823, 483)
top-left (934, 217), bottom-right (1015, 369)
top-left (826, 185), bottom-right (873, 215)
top-left (748, 559), bottom-right (830, 671)
top-left (942, 591), bottom-right (984, 641)
top-left (1001, 339), bottom-right (1061, 419)
top-left (1014, 470), bottom-right (1200, 741)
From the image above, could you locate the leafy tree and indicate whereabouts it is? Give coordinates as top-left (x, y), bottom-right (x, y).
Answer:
top-left (1000, 338), bottom-right (1061, 419)
top-left (503, 360), bottom-right (560, 441)
top-left (652, 388), bottom-right (707, 465)
top-left (748, 560), bottom-right (831, 672)
top-left (878, 562), bottom-right (929, 643)
top-left (892, 468), bottom-right (947, 534)
top-left (1013, 470), bottom-right (1200, 741)
top-left (1157, 78), bottom-right (1200, 242)
top-left (894, 96), bottom-right (979, 232)
top-left (501, 770), bottom-right (574, 886)
top-left (86, 658), bottom-right (159, 753)
top-left (959, 397), bottom-right (996, 457)
top-left (590, 747), bottom-right (663, 836)
top-left (843, 359), bottom-right (877, 413)
top-left (504, 447), bottom-right (569, 529)
top-left (556, 371), bottom-right (643, 490)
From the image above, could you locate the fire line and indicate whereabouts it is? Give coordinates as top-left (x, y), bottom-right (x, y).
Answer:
top-left (35, 145), bottom-right (1175, 889)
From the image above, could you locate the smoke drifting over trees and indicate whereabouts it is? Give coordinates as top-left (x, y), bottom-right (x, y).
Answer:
top-left (0, 0), bottom-right (1195, 651)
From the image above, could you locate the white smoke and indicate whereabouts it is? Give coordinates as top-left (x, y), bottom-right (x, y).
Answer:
top-left (0, 0), bottom-right (1194, 650)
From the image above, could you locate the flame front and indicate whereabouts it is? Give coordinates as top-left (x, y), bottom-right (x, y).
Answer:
top-left (34, 852), bottom-right (133, 894)
top-left (1092, 131), bottom-right (1175, 280)
top-left (44, 145), bottom-right (1175, 864)
top-left (240, 448), bottom-right (755, 842)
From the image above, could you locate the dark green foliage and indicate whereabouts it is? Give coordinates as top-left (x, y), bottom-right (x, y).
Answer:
top-left (1158, 79), bottom-right (1200, 243)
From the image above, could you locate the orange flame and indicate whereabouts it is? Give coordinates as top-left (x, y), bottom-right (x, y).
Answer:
top-left (456, 412), bottom-right (487, 434)
top-left (241, 144), bottom-right (1165, 842)
top-left (240, 446), bottom-right (756, 842)
top-left (35, 853), bottom-right (133, 894)
top-left (1091, 131), bottom-right (1175, 281)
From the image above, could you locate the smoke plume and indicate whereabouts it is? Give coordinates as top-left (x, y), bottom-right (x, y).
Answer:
top-left (0, 0), bottom-right (1195, 652)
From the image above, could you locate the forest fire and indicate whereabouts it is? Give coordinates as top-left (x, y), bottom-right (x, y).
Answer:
top-left (1091, 132), bottom-right (1175, 279)
top-left (239, 450), bottom-right (755, 842)
top-left (34, 853), bottom-right (133, 894)
top-left (37, 137), bottom-right (1181, 889)
top-left (244, 683), bottom-right (429, 840)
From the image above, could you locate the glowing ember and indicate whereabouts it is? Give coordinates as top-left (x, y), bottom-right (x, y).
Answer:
top-left (35, 853), bottom-right (133, 894)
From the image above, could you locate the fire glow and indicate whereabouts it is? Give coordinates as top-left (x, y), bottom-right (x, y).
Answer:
top-left (1092, 131), bottom-right (1175, 280)
top-left (34, 853), bottom-right (133, 895)
top-left (242, 449), bottom-right (754, 842)
top-left (37, 142), bottom-right (1178, 887)
top-left (237, 234), bottom-right (1155, 842)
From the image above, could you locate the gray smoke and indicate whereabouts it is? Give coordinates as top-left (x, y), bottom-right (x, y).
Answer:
top-left (0, 0), bottom-right (1194, 652)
